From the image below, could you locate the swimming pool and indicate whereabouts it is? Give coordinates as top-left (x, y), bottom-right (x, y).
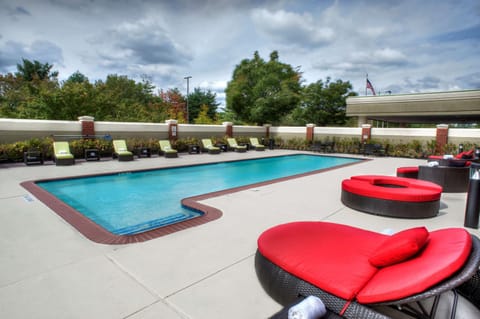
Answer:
top-left (24, 154), bottom-right (361, 243)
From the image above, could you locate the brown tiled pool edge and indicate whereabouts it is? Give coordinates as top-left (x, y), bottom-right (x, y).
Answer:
top-left (20, 156), bottom-right (365, 245)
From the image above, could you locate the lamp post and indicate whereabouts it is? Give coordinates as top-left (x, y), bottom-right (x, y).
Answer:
top-left (184, 76), bottom-right (192, 123)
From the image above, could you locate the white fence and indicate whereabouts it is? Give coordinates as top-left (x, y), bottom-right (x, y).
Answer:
top-left (1, 118), bottom-right (479, 145)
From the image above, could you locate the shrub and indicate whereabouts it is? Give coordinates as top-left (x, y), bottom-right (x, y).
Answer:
top-left (174, 137), bottom-right (200, 152)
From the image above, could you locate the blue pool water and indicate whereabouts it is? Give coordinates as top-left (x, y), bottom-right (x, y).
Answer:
top-left (37, 155), bottom-right (360, 235)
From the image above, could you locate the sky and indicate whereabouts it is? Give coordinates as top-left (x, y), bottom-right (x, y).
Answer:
top-left (1, 0), bottom-right (479, 108)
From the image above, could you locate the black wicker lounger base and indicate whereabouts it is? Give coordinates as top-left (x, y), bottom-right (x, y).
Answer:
top-left (256, 236), bottom-right (480, 319)
top-left (341, 190), bottom-right (439, 218)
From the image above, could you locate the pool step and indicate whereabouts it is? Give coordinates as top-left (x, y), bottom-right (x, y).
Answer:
top-left (114, 213), bottom-right (196, 235)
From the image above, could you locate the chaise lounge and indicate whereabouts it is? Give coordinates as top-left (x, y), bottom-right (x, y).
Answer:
top-left (418, 164), bottom-right (470, 193)
top-left (201, 139), bottom-right (221, 154)
top-left (112, 140), bottom-right (134, 161)
top-left (159, 140), bottom-right (178, 158)
top-left (249, 137), bottom-right (265, 151)
top-left (256, 221), bottom-right (480, 319)
top-left (227, 138), bottom-right (247, 152)
top-left (53, 141), bottom-right (75, 166)
top-left (341, 175), bottom-right (442, 218)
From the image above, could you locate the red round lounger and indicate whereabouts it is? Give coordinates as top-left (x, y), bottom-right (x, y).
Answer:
top-left (255, 222), bottom-right (480, 319)
top-left (341, 175), bottom-right (442, 218)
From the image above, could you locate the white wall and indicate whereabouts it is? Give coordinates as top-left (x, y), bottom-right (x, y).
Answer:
top-left (1, 118), bottom-right (479, 145)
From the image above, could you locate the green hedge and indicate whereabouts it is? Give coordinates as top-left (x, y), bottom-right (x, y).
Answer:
top-left (0, 136), bottom-right (474, 163)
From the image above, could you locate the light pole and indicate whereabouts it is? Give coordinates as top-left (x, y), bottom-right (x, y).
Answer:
top-left (184, 76), bottom-right (192, 123)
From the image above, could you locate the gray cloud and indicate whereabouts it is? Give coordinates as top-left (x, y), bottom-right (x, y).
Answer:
top-left (0, 0), bottom-right (478, 99)
top-left (456, 72), bottom-right (480, 89)
top-left (1, 3), bottom-right (32, 18)
top-left (0, 40), bottom-right (63, 72)
top-left (89, 18), bottom-right (192, 69)
top-left (251, 8), bottom-right (334, 48)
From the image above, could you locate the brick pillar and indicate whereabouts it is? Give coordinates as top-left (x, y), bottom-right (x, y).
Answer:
top-left (223, 122), bottom-right (233, 138)
top-left (263, 124), bottom-right (271, 138)
top-left (361, 124), bottom-right (371, 144)
top-left (435, 124), bottom-right (449, 155)
top-left (306, 124), bottom-right (315, 142)
top-left (78, 116), bottom-right (95, 138)
top-left (166, 119), bottom-right (178, 141)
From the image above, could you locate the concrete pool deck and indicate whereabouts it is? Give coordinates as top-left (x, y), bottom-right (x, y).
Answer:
top-left (1, 150), bottom-right (478, 318)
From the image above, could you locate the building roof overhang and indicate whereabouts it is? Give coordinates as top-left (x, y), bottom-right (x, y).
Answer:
top-left (346, 90), bottom-right (480, 123)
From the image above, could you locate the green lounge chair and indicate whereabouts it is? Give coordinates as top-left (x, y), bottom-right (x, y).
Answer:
top-left (249, 137), bottom-right (265, 151)
top-left (112, 140), bottom-right (134, 161)
top-left (53, 141), bottom-right (75, 166)
top-left (201, 139), bottom-right (221, 154)
top-left (159, 140), bottom-right (178, 158)
top-left (227, 138), bottom-right (247, 152)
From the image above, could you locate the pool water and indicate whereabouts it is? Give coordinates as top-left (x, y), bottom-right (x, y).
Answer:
top-left (37, 154), bottom-right (360, 235)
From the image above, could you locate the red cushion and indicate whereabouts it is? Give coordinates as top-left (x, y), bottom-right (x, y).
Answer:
top-left (257, 222), bottom-right (381, 300)
top-left (369, 227), bottom-right (429, 267)
top-left (455, 150), bottom-right (474, 159)
top-left (342, 175), bottom-right (442, 202)
top-left (357, 228), bottom-right (472, 303)
top-left (396, 166), bottom-right (419, 174)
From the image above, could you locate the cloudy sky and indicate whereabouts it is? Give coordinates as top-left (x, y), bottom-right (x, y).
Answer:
top-left (1, 0), bottom-right (479, 107)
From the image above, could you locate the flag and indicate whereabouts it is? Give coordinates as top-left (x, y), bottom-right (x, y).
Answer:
top-left (366, 78), bottom-right (376, 95)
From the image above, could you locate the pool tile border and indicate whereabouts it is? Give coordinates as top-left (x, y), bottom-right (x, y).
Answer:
top-left (21, 155), bottom-right (365, 245)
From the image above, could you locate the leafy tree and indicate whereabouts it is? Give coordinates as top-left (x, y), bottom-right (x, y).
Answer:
top-left (66, 71), bottom-right (89, 84)
top-left (2, 60), bottom-right (174, 121)
top-left (92, 74), bottom-right (162, 122)
top-left (194, 105), bottom-right (217, 124)
top-left (15, 58), bottom-right (58, 81)
top-left (292, 78), bottom-right (357, 126)
top-left (0, 59), bottom-right (59, 119)
top-left (187, 87), bottom-right (219, 122)
top-left (160, 88), bottom-right (186, 123)
top-left (225, 51), bottom-right (302, 125)
top-left (0, 73), bottom-right (31, 118)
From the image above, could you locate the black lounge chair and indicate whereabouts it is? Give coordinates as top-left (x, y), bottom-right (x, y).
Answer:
top-left (53, 141), bottom-right (75, 165)
top-left (256, 221), bottom-right (480, 319)
top-left (249, 138), bottom-right (265, 151)
top-left (227, 138), bottom-right (247, 152)
top-left (418, 165), bottom-right (470, 193)
top-left (112, 140), bottom-right (134, 161)
top-left (159, 140), bottom-right (178, 158)
top-left (201, 139), bottom-right (221, 154)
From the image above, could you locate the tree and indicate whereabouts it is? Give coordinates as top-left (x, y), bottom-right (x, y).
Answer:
top-left (0, 73), bottom-right (31, 118)
top-left (160, 88), bottom-right (187, 123)
top-left (93, 74), bottom-right (164, 122)
top-left (0, 59), bottom-right (59, 119)
top-left (187, 87), bottom-right (219, 122)
top-left (15, 58), bottom-right (58, 81)
top-left (292, 78), bottom-right (357, 126)
top-left (194, 104), bottom-right (217, 124)
top-left (225, 51), bottom-right (302, 125)
top-left (66, 71), bottom-right (89, 84)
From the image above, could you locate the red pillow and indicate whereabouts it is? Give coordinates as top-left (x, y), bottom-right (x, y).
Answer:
top-left (455, 150), bottom-right (474, 159)
top-left (369, 227), bottom-right (429, 267)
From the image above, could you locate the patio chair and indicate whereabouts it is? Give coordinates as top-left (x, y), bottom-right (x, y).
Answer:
top-left (112, 140), bottom-right (134, 161)
top-left (201, 139), bottom-right (221, 154)
top-left (53, 141), bottom-right (75, 166)
top-left (159, 140), bottom-right (178, 158)
top-left (249, 137), bottom-right (265, 151)
top-left (341, 175), bottom-right (442, 218)
top-left (227, 138), bottom-right (247, 152)
top-left (256, 221), bottom-right (480, 319)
